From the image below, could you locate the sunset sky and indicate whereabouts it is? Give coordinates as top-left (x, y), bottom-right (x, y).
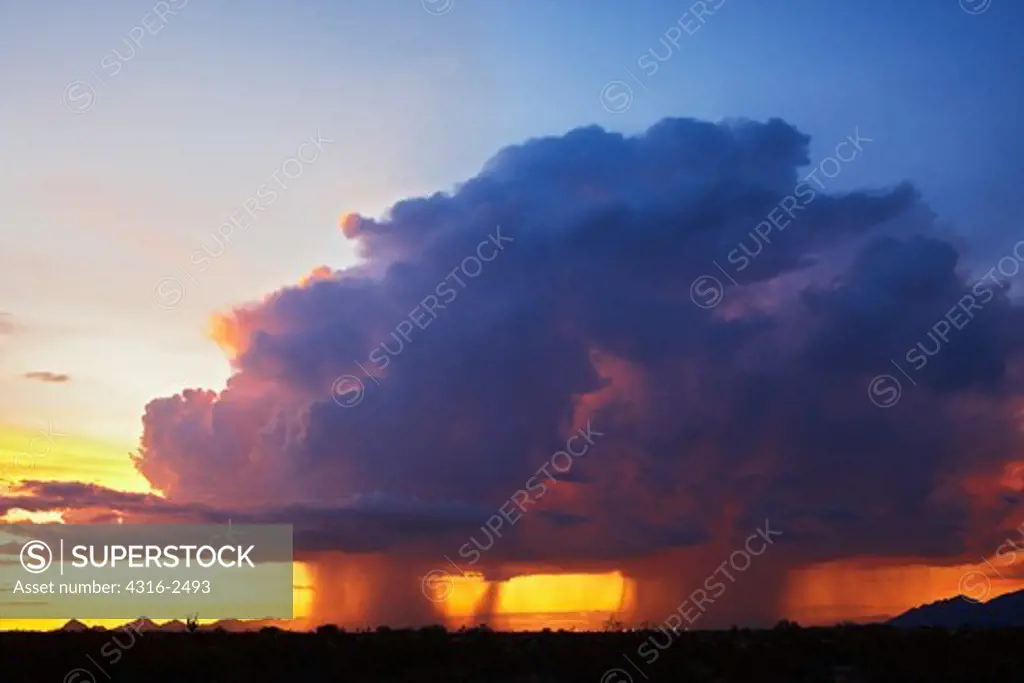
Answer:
top-left (2, 0), bottom-right (1024, 631)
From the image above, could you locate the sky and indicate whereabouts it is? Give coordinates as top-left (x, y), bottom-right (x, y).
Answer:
top-left (1, 0), bottom-right (1024, 630)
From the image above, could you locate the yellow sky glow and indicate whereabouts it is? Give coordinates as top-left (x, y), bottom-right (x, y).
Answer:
top-left (0, 424), bottom-right (149, 495)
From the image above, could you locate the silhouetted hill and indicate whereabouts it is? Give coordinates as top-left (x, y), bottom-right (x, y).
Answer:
top-left (55, 618), bottom-right (282, 633)
top-left (889, 590), bottom-right (1024, 628)
top-left (57, 619), bottom-right (88, 632)
top-left (7, 625), bottom-right (1024, 682)
top-left (159, 620), bottom-right (189, 632)
top-left (125, 618), bottom-right (161, 632)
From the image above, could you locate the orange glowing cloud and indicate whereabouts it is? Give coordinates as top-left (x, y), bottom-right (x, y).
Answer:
top-left (340, 212), bottom-right (362, 238)
top-left (208, 313), bottom-right (249, 361)
top-left (299, 266), bottom-right (334, 286)
top-left (208, 266), bottom-right (340, 361)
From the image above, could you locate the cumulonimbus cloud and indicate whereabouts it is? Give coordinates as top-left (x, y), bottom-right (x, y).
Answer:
top-left (20, 116), bottom-right (1024, 625)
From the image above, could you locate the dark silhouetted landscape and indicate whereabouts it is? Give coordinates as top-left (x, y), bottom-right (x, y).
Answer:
top-left (6, 622), bottom-right (1024, 683)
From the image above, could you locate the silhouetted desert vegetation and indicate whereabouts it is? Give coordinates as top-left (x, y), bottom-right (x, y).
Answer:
top-left (4, 622), bottom-right (1024, 682)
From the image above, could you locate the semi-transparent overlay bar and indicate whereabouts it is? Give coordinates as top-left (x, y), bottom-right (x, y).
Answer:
top-left (0, 524), bottom-right (293, 619)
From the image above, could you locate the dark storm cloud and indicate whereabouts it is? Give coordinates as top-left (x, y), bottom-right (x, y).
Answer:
top-left (0, 481), bottom-right (492, 555)
top-left (110, 116), bottom-right (1024, 577)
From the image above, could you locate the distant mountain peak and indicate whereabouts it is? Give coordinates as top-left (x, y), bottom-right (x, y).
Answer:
top-left (124, 618), bottom-right (161, 631)
top-left (889, 589), bottom-right (1024, 628)
top-left (59, 619), bottom-right (89, 632)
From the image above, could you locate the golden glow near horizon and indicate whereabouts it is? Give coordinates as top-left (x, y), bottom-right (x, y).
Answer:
top-left (496, 571), bottom-right (632, 614)
top-left (440, 573), bottom-right (491, 617)
top-left (783, 559), bottom-right (1024, 624)
top-left (293, 561), bottom-right (314, 619)
top-left (0, 425), bottom-right (150, 496)
top-left (437, 570), bottom-right (634, 626)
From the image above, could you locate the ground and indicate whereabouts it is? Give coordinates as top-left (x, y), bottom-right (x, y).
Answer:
top-left (3, 624), bottom-right (1024, 682)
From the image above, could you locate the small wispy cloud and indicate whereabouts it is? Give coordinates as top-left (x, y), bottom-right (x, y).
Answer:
top-left (23, 371), bottom-right (71, 384)
top-left (0, 313), bottom-right (14, 336)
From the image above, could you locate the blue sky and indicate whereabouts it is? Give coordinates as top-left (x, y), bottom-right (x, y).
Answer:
top-left (0, 0), bottom-right (1020, 441)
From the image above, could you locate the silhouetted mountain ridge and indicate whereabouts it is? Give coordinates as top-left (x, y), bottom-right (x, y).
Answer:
top-left (889, 589), bottom-right (1024, 628)
top-left (55, 618), bottom-right (285, 633)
